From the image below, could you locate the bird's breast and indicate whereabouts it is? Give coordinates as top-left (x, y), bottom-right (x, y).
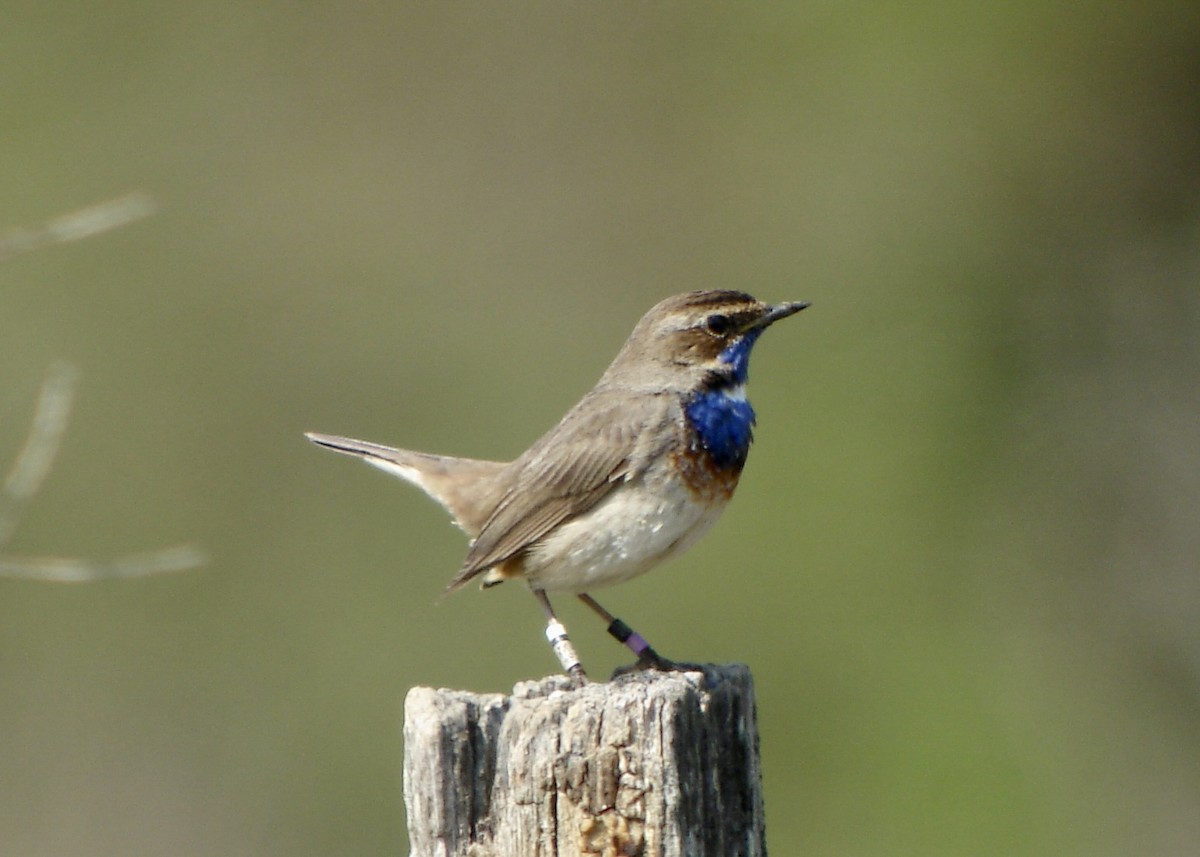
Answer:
top-left (521, 459), bottom-right (728, 592)
top-left (681, 383), bottom-right (756, 481)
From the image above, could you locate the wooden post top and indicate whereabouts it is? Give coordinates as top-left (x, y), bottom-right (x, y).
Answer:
top-left (403, 664), bottom-right (766, 857)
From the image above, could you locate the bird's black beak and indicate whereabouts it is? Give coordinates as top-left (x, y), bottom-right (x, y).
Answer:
top-left (752, 301), bottom-right (809, 330)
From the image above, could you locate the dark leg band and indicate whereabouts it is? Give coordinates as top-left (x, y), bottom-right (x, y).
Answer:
top-left (607, 619), bottom-right (651, 656)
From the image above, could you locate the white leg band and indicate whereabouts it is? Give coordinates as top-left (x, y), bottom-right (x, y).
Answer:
top-left (545, 620), bottom-right (582, 674)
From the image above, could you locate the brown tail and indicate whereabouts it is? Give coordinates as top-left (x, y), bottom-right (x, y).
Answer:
top-left (304, 432), bottom-right (507, 536)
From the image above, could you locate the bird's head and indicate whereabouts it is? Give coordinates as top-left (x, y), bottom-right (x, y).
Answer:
top-left (601, 290), bottom-right (809, 393)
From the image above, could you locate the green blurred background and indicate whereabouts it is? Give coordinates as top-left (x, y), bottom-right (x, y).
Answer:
top-left (4, 3), bottom-right (1199, 855)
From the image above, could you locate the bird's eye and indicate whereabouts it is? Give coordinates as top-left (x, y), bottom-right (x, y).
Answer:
top-left (704, 314), bottom-right (732, 335)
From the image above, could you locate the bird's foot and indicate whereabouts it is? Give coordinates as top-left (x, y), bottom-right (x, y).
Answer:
top-left (611, 646), bottom-right (703, 679)
top-left (567, 663), bottom-right (590, 688)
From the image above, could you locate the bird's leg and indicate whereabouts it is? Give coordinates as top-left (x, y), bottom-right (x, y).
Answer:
top-left (533, 590), bottom-right (588, 686)
top-left (577, 593), bottom-right (688, 676)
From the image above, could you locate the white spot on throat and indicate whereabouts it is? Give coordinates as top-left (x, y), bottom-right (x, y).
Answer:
top-left (720, 383), bottom-right (747, 402)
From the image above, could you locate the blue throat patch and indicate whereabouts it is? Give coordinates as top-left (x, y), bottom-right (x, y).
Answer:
top-left (683, 331), bottom-right (762, 469)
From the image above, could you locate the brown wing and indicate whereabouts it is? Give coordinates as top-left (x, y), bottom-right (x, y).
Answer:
top-left (443, 389), bottom-right (672, 594)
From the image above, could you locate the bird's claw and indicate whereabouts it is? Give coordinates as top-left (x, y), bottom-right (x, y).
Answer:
top-left (567, 664), bottom-right (590, 688)
top-left (610, 647), bottom-right (702, 679)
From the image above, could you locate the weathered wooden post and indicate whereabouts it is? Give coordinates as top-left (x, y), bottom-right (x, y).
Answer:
top-left (403, 664), bottom-right (765, 857)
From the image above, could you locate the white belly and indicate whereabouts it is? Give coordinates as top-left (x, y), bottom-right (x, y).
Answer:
top-left (521, 475), bottom-right (726, 593)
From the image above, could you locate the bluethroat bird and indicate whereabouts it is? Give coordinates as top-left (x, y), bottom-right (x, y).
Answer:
top-left (306, 290), bottom-right (807, 684)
